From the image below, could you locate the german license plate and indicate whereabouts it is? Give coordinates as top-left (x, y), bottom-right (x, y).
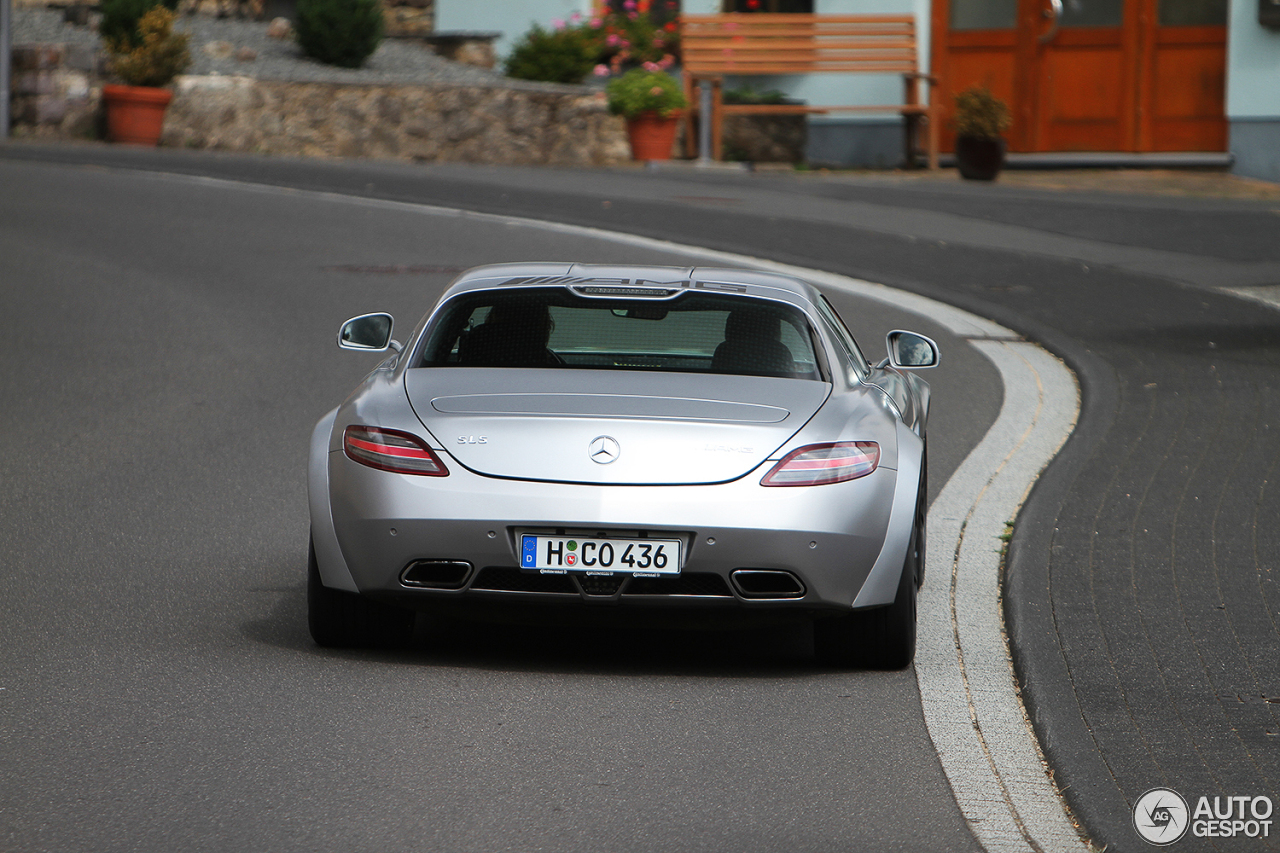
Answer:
top-left (520, 534), bottom-right (681, 575)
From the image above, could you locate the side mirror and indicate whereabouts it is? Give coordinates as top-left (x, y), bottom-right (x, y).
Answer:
top-left (338, 313), bottom-right (400, 353)
top-left (886, 330), bottom-right (939, 369)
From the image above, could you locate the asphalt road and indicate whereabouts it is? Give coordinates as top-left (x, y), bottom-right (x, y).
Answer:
top-left (0, 157), bottom-right (1002, 852)
top-left (4, 143), bottom-right (1279, 853)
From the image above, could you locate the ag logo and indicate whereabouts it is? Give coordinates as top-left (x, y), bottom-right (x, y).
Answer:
top-left (1135, 788), bottom-right (1190, 845)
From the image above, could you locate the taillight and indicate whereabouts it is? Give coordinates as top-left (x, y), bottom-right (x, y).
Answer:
top-left (343, 426), bottom-right (449, 476)
top-left (760, 441), bottom-right (879, 486)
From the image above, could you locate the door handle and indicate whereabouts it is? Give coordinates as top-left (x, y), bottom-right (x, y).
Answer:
top-left (1039, 0), bottom-right (1063, 42)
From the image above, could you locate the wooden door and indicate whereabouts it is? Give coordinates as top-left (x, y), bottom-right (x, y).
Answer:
top-left (930, 0), bottom-right (1225, 151)
top-left (1142, 0), bottom-right (1227, 151)
top-left (1021, 0), bottom-right (1132, 150)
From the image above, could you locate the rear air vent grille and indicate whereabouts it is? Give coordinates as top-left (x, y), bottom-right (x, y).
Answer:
top-left (624, 573), bottom-right (733, 597)
top-left (468, 568), bottom-right (735, 597)
top-left (576, 574), bottom-right (626, 596)
top-left (471, 567), bottom-right (576, 594)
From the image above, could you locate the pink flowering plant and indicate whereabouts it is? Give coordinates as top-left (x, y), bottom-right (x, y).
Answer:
top-left (586, 8), bottom-right (680, 73)
top-left (605, 66), bottom-right (687, 118)
top-left (505, 4), bottom-right (680, 84)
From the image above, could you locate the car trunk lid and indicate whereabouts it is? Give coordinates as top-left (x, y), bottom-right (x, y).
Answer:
top-left (404, 369), bottom-right (829, 485)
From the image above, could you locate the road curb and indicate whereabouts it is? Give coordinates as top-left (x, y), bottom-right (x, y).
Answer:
top-left (917, 339), bottom-right (1086, 853)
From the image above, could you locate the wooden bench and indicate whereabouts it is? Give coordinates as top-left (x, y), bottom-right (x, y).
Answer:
top-left (679, 13), bottom-right (938, 168)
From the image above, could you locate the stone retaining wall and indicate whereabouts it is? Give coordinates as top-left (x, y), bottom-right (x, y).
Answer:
top-left (6, 45), bottom-right (631, 165)
top-left (723, 114), bottom-right (806, 163)
top-left (382, 0), bottom-right (434, 38)
top-left (8, 44), bottom-right (101, 139)
top-left (15, 0), bottom-right (433, 30)
top-left (163, 75), bottom-right (630, 165)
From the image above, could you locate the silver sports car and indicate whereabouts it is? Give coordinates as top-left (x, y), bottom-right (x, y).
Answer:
top-left (308, 264), bottom-right (938, 668)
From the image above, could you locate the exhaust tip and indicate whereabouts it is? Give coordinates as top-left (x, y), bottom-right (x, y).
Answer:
top-left (730, 569), bottom-right (806, 599)
top-left (401, 560), bottom-right (472, 590)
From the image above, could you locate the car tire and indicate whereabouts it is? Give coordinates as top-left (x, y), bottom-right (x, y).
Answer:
top-left (307, 533), bottom-right (414, 648)
top-left (814, 521), bottom-right (919, 670)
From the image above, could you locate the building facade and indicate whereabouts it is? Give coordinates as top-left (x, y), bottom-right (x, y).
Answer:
top-left (434, 0), bottom-right (1280, 180)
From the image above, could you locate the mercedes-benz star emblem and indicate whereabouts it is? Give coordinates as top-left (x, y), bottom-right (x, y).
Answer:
top-left (589, 435), bottom-right (621, 464)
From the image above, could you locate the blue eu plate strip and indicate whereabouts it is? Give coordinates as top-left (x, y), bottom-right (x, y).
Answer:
top-left (521, 535), bottom-right (537, 568)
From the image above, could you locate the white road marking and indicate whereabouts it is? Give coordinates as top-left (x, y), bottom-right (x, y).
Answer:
top-left (111, 167), bottom-right (1089, 852)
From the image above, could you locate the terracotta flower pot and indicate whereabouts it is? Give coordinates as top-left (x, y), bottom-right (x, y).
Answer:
top-left (626, 111), bottom-right (681, 161)
top-left (955, 135), bottom-right (1007, 181)
top-left (102, 84), bottom-right (173, 146)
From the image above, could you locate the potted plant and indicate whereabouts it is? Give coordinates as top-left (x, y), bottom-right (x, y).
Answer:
top-left (952, 86), bottom-right (1011, 181)
top-left (606, 65), bottom-right (688, 161)
top-left (102, 5), bottom-right (191, 146)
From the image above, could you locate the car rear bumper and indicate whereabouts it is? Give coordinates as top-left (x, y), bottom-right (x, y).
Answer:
top-left (322, 446), bottom-right (907, 613)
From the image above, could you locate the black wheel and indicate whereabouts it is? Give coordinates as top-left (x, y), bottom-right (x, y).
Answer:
top-left (814, 522), bottom-right (919, 670)
top-left (307, 533), bottom-right (414, 648)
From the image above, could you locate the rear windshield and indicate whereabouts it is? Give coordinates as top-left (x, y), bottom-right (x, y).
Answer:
top-left (416, 288), bottom-right (824, 380)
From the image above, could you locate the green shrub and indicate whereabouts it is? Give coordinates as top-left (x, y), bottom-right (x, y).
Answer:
top-left (504, 23), bottom-right (599, 84)
top-left (295, 0), bottom-right (384, 69)
top-left (605, 67), bottom-right (687, 118)
top-left (108, 5), bottom-right (190, 87)
top-left (99, 0), bottom-right (178, 52)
